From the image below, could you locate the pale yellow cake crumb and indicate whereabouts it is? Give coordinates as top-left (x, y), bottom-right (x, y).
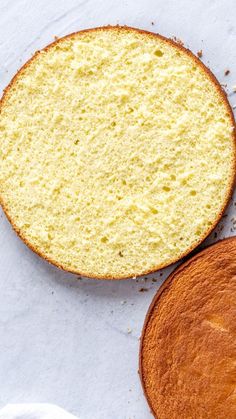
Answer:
top-left (0, 27), bottom-right (235, 278)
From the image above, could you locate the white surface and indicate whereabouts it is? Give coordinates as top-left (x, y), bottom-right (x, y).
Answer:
top-left (0, 1), bottom-right (236, 418)
top-left (0, 404), bottom-right (78, 419)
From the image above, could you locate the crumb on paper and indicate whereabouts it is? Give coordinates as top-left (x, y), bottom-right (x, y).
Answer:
top-left (127, 328), bottom-right (132, 334)
top-left (151, 22), bottom-right (155, 26)
top-left (160, 272), bottom-right (163, 277)
top-left (152, 278), bottom-right (157, 282)
top-left (139, 287), bottom-right (148, 292)
top-left (225, 69), bottom-right (230, 76)
top-left (173, 36), bottom-right (184, 46)
top-left (231, 218), bottom-right (236, 230)
top-left (232, 85), bottom-right (236, 92)
top-left (197, 50), bottom-right (203, 58)
top-left (121, 300), bottom-right (126, 305)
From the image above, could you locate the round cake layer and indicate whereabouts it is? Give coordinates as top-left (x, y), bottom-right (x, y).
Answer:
top-left (140, 237), bottom-right (236, 418)
top-left (0, 26), bottom-right (235, 279)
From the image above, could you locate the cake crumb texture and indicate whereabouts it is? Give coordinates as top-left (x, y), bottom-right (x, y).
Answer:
top-left (0, 27), bottom-right (235, 278)
top-left (140, 237), bottom-right (236, 418)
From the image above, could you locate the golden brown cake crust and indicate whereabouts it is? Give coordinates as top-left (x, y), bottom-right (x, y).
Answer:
top-left (0, 26), bottom-right (235, 280)
top-left (140, 236), bottom-right (236, 418)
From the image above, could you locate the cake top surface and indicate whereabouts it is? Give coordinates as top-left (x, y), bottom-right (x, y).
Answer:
top-left (140, 236), bottom-right (236, 418)
top-left (0, 26), bottom-right (235, 278)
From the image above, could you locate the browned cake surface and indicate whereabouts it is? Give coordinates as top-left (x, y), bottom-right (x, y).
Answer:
top-left (140, 237), bottom-right (236, 418)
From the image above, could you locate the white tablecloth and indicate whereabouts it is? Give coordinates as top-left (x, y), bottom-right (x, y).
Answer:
top-left (0, 404), bottom-right (78, 419)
